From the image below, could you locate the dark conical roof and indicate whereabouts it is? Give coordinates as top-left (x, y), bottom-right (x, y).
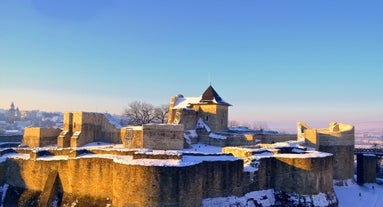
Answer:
top-left (200, 85), bottom-right (231, 106)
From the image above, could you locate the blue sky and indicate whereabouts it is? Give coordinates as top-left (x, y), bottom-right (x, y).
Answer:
top-left (0, 0), bottom-right (382, 131)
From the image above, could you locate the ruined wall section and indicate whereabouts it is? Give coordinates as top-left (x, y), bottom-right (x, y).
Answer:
top-left (4, 157), bottom-right (114, 206)
top-left (317, 123), bottom-right (354, 181)
top-left (22, 128), bottom-right (61, 148)
top-left (272, 155), bottom-right (333, 194)
top-left (357, 154), bottom-right (377, 184)
top-left (223, 147), bottom-right (334, 195)
top-left (3, 155), bottom-right (244, 207)
top-left (113, 159), bottom-right (243, 207)
top-left (122, 124), bottom-right (184, 150)
top-left (299, 122), bottom-right (355, 181)
top-left (142, 124), bottom-right (184, 150)
top-left (120, 127), bottom-right (143, 148)
top-left (68, 112), bottom-right (121, 148)
top-left (58, 112), bottom-right (73, 148)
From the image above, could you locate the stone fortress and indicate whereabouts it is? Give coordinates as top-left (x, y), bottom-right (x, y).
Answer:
top-left (0, 85), bottom-right (356, 206)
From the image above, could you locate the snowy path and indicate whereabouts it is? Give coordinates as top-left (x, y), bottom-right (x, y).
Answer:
top-left (334, 183), bottom-right (383, 207)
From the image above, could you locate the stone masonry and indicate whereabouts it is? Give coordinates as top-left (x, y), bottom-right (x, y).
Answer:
top-left (297, 121), bottom-right (355, 182)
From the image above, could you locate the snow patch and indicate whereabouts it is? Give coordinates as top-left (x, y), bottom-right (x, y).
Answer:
top-left (196, 118), bottom-right (211, 132)
top-left (0, 153), bottom-right (30, 163)
top-left (202, 189), bottom-right (275, 207)
top-left (334, 181), bottom-right (383, 207)
top-left (209, 133), bottom-right (227, 139)
top-left (173, 96), bottom-right (201, 109)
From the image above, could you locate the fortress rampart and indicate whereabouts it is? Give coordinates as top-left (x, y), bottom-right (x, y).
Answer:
top-left (122, 124), bottom-right (184, 150)
top-left (55, 112), bottom-right (122, 148)
top-left (22, 128), bottom-right (61, 148)
top-left (0, 149), bottom-right (244, 207)
top-left (298, 122), bottom-right (355, 181)
top-left (0, 145), bottom-right (337, 206)
top-left (223, 146), bottom-right (334, 195)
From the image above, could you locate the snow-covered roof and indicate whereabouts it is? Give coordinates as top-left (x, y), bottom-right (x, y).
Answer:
top-left (173, 96), bottom-right (202, 109)
top-left (173, 85), bottom-right (231, 109)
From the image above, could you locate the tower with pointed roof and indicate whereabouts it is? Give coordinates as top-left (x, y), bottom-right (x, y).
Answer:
top-left (168, 85), bottom-right (231, 132)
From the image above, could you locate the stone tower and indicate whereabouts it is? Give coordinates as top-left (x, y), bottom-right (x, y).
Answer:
top-left (168, 85), bottom-right (231, 132)
top-left (297, 122), bottom-right (355, 184)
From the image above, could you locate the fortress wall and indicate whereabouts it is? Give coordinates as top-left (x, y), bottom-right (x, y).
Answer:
top-left (317, 127), bottom-right (355, 146)
top-left (179, 109), bottom-right (198, 130)
top-left (317, 127), bottom-right (355, 181)
top-left (131, 128), bottom-right (144, 148)
top-left (357, 154), bottom-right (377, 184)
top-left (320, 145), bottom-right (354, 180)
top-left (21, 128), bottom-right (41, 147)
top-left (199, 135), bottom-right (227, 147)
top-left (272, 155), bottom-right (333, 194)
top-left (22, 128), bottom-right (61, 148)
top-left (99, 115), bottom-right (122, 144)
top-left (3, 155), bottom-right (244, 207)
top-left (254, 134), bottom-right (297, 144)
top-left (62, 112), bottom-right (73, 131)
top-left (252, 157), bottom-right (274, 191)
top-left (58, 112), bottom-right (73, 148)
top-left (5, 157), bottom-right (114, 206)
top-left (113, 163), bottom-right (205, 207)
top-left (303, 129), bottom-right (319, 149)
top-left (201, 160), bottom-right (244, 198)
top-left (222, 147), bottom-right (252, 161)
top-left (142, 124), bottom-right (184, 150)
top-left (69, 112), bottom-right (122, 147)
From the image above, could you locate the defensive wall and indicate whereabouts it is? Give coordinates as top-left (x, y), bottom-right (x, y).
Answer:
top-left (23, 112), bottom-right (184, 151)
top-left (223, 145), bottom-right (334, 195)
top-left (194, 132), bottom-right (297, 147)
top-left (121, 124), bottom-right (184, 150)
top-left (357, 154), bottom-right (377, 184)
top-left (57, 112), bottom-right (121, 148)
top-left (0, 146), bottom-right (337, 207)
top-left (297, 122), bottom-right (354, 182)
top-left (0, 149), bottom-right (244, 207)
top-left (22, 128), bottom-right (61, 148)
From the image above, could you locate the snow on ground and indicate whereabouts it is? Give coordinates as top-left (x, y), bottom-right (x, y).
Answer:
top-left (183, 144), bottom-right (223, 153)
top-left (0, 153), bottom-right (30, 163)
top-left (334, 181), bottom-right (383, 207)
top-left (202, 189), bottom-right (275, 207)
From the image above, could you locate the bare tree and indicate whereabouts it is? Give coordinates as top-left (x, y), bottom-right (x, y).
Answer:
top-left (124, 101), bottom-right (156, 125)
top-left (124, 101), bottom-right (170, 125)
top-left (154, 104), bottom-right (169, 124)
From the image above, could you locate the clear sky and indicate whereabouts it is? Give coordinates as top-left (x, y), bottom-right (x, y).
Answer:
top-left (1, 0), bottom-right (382, 131)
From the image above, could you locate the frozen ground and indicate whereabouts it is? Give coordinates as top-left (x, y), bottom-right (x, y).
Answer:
top-left (335, 181), bottom-right (383, 207)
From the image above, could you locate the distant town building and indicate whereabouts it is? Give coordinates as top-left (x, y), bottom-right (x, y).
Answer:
top-left (6, 102), bottom-right (21, 123)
